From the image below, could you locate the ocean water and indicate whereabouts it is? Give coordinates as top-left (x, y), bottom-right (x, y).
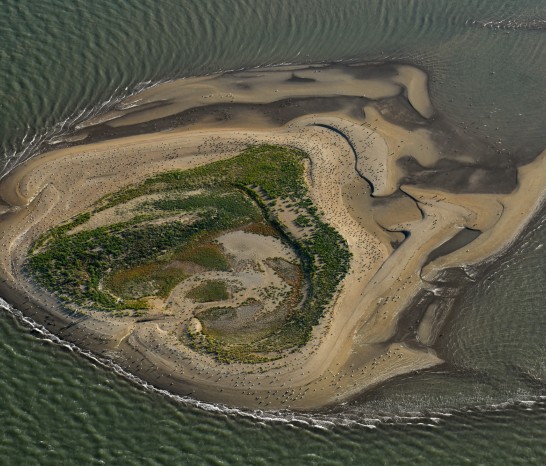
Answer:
top-left (0, 0), bottom-right (545, 463)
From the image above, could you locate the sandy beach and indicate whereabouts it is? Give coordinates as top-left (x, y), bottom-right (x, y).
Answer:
top-left (1, 62), bottom-right (545, 410)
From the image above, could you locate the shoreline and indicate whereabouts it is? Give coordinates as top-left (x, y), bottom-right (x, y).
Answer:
top-left (1, 62), bottom-right (545, 411)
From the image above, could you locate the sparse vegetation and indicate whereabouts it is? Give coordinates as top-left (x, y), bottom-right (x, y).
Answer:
top-left (294, 214), bottom-right (311, 228)
top-left (107, 263), bottom-right (189, 300)
top-left (240, 221), bottom-right (279, 237)
top-left (174, 244), bottom-right (230, 271)
top-left (187, 280), bottom-right (229, 302)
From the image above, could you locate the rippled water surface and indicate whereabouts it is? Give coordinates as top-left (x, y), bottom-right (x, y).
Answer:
top-left (0, 0), bottom-right (545, 463)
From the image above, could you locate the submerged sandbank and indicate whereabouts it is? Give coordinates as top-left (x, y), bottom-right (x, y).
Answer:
top-left (0, 62), bottom-right (545, 410)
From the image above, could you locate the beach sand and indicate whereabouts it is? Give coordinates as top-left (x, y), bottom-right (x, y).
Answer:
top-left (1, 62), bottom-right (545, 410)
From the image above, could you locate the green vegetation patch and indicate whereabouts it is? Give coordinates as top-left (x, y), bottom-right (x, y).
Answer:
top-left (294, 214), bottom-right (312, 228)
top-left (240, 221), bottom-right (279, 237)
top-left (26, 145), bottom-right (352, 363)
top-left (187, 280), bottom-right (229, 303)
top-left (173, 244), bottom-right (230, 271)
top-left (27, 186), bottom-right (259, 312)
top-left (107, 263), bottom-right (189, 300)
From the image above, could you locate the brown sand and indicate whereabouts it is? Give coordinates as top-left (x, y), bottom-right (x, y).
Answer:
top-left (1, 63), bottom-right (545, 410)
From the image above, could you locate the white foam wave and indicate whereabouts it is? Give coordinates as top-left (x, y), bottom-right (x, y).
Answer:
top-left (466, 18), bottom-right (546, 30)
top-left (0, 296), bottom-right (384, 430)
top-left (0, 80), bottom-right (170, 180)
top-left (0, 57), bottom-right (409, 182)
top-left (1, 295), bottom-right (544, 431)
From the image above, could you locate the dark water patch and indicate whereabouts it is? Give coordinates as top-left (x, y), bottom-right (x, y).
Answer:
top-left (391, 290), bottom-right (438, 342)
top-left (341, 365), bottom-right (533, 416)
top-left (389, 274), bottom-right (463, 347)
top-left (114, 99), bottom-right (174, 120)
top-left (234, 82), bottom-right (252, 90)
top-left (286, 73), bottom-right (316, 83)
top-left (59, 95), bottom-right (370, 149)
top-left (370, 95), bottom-right (429, 129)
top-left (345, 61), bottom-right (400, 80)
top-left (434, 201), bottom-right (546, 389)
top-left (397, 155), bottom-right (518, 194)
top-left (425, 228), bottom-right (482, 266)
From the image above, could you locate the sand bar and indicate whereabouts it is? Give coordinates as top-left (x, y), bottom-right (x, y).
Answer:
top-left (1, 63), bottom-right (545, 410)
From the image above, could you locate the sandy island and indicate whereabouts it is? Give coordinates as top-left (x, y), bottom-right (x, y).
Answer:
top-left (1, 62), bottom-right (545, 410)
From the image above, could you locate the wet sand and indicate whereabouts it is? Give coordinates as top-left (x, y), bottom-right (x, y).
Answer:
top-left (1, 62), bottom-right (545, 410)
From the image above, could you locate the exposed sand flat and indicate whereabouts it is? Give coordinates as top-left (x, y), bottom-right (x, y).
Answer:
top-left (421, 148), bottom-right (546, 279)
top-left (391, 65), bottom-right (434, 119)
top-left (77, 63), bottom-right (430, 130)
top-left (361, 105), bottom-right (444, 195)
top-left (372, 194), bottom-right (423, 231)
top-left (1, 62), bottom-right (545, 411)
top-left (217, 231), bottom-right (295, 261)
top-left (299, 115), bottom-right (392, 195)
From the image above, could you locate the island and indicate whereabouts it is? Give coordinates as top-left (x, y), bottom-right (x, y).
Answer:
top-left (1, 62), bottom-right (545, 410)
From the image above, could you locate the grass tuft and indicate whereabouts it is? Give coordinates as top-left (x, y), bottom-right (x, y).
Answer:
top-left (187, 280), bottom-right (229, 303)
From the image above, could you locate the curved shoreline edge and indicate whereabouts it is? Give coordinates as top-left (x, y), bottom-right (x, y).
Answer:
top-left (1, 62), bottom-right (545, 410)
